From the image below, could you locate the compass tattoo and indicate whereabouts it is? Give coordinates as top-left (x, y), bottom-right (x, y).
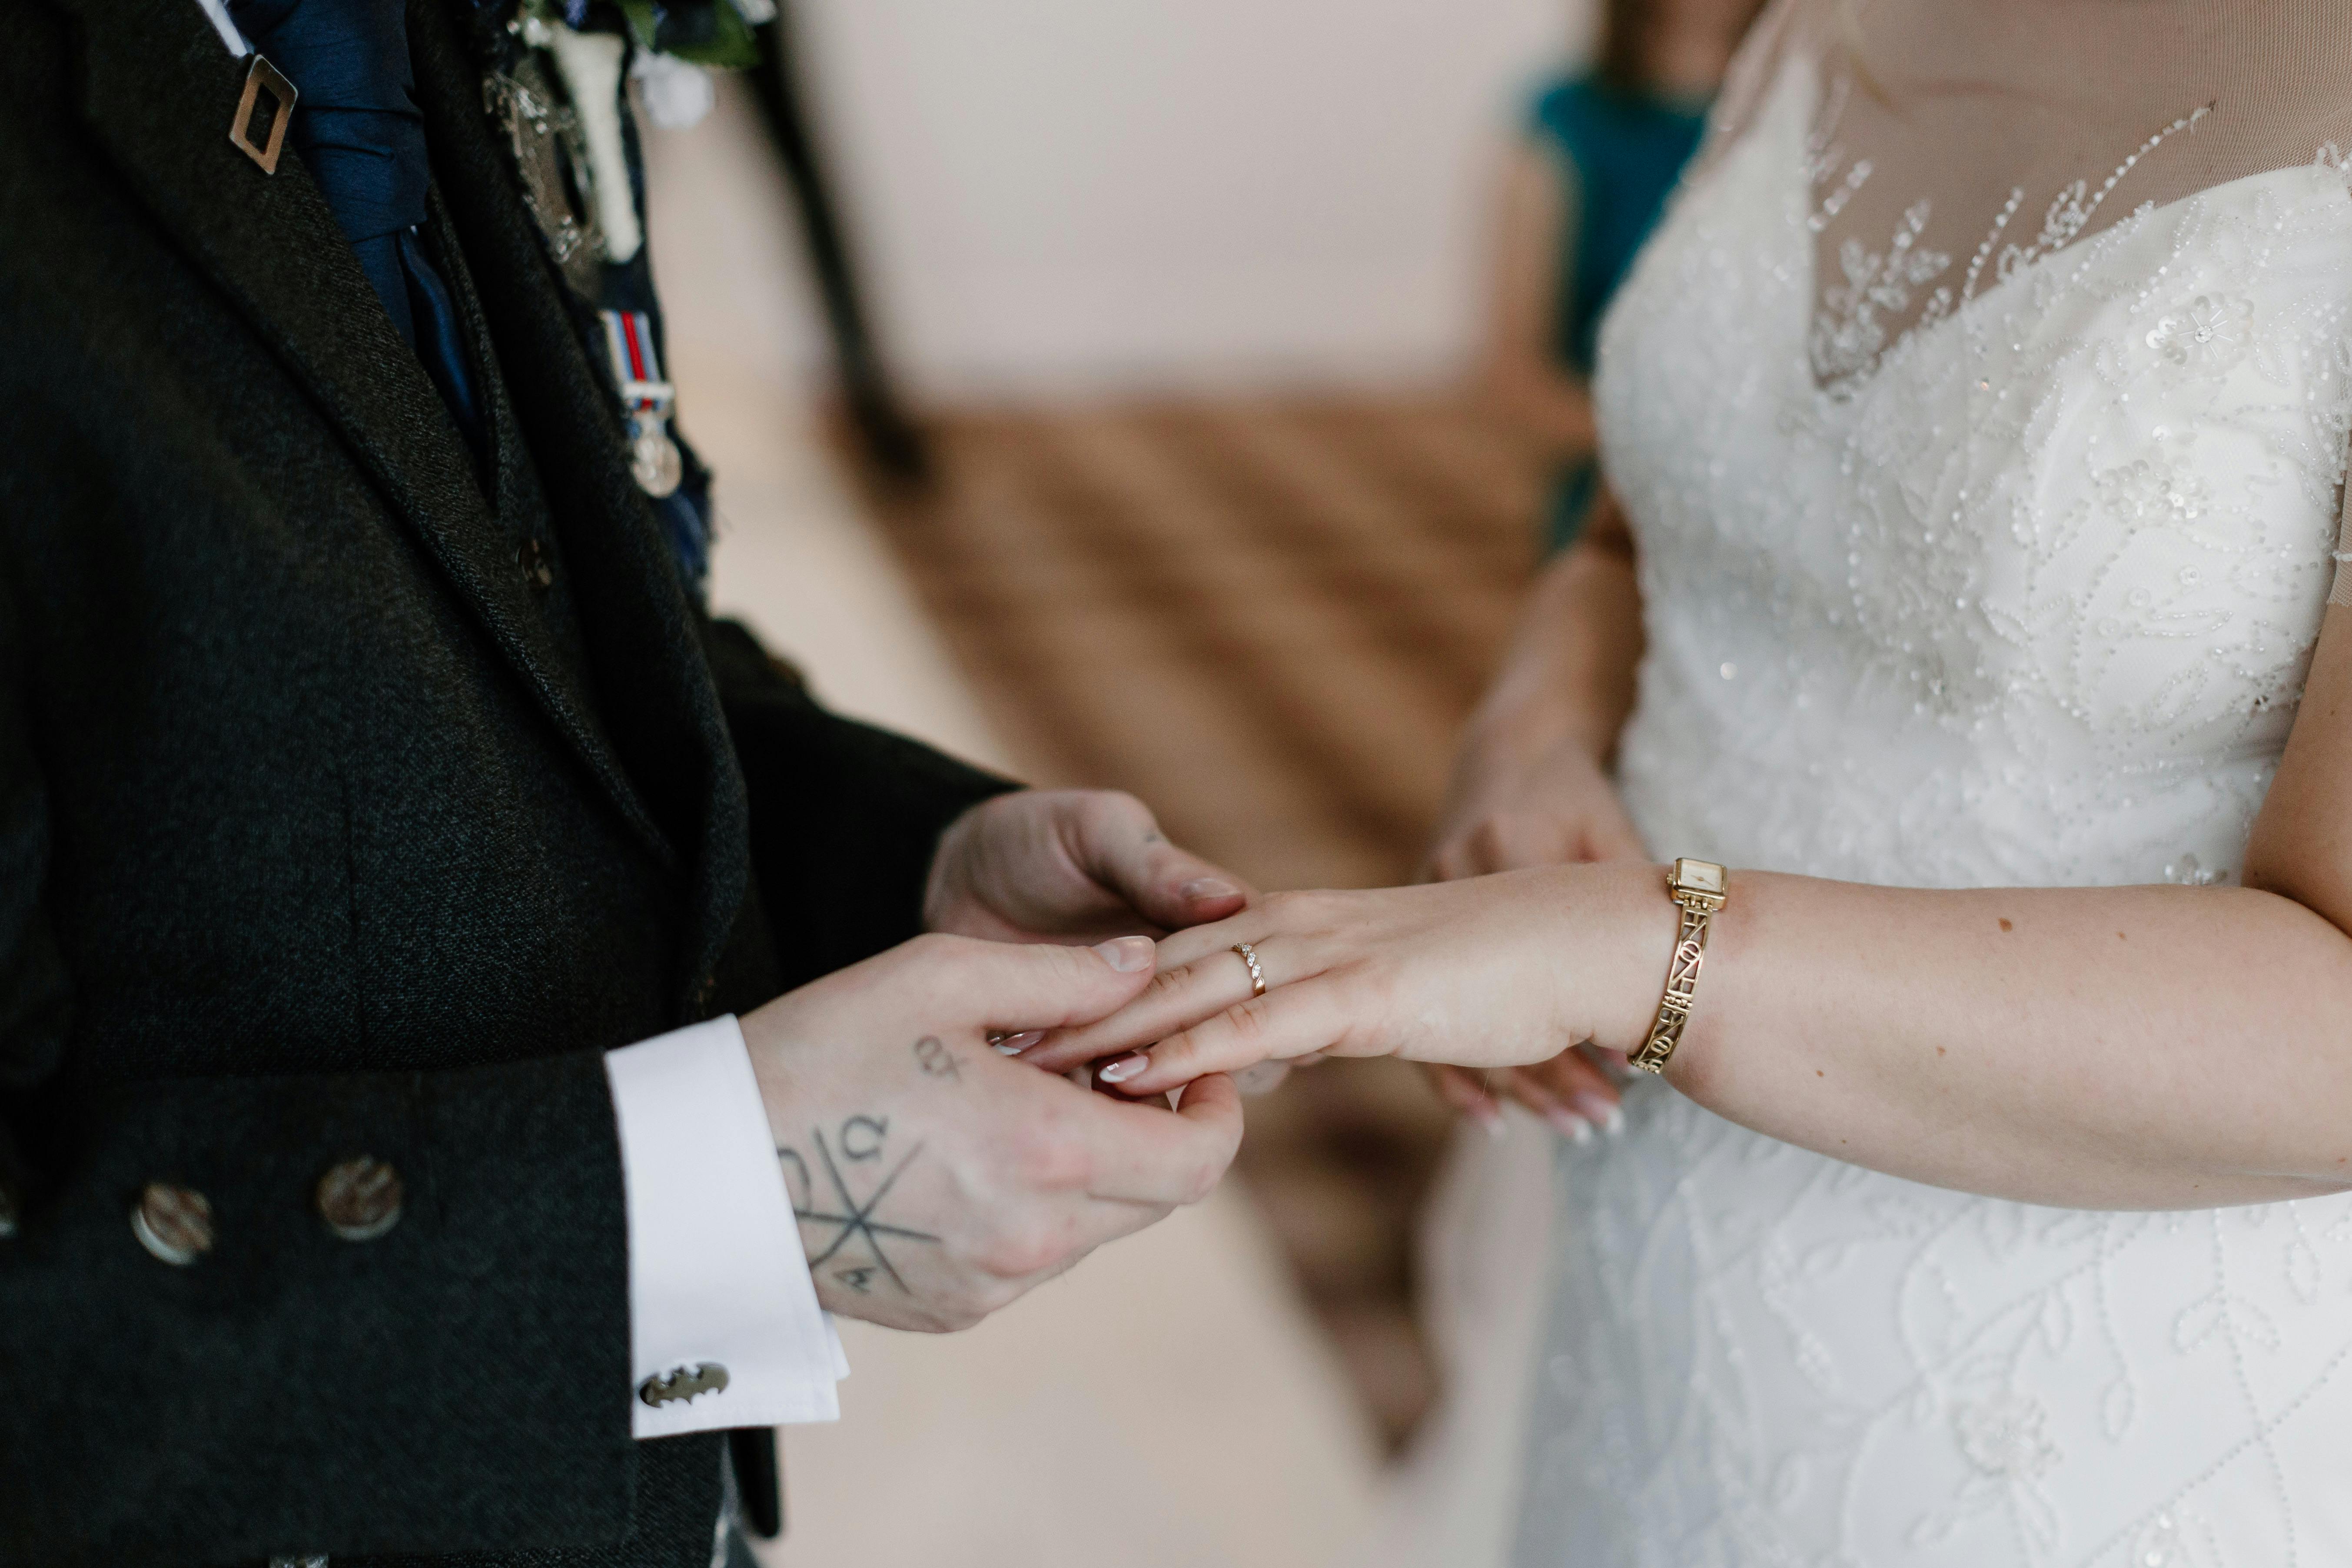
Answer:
top-left (777, 1115), bottom-right (941, 1296)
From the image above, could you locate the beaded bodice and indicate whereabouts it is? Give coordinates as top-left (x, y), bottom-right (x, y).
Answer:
top-left (1611, 28), bottom-right (2352, 892)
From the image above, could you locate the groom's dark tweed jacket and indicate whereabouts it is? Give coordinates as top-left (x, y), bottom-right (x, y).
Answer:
top-left (0, 1), bottom-right (1012, 1563)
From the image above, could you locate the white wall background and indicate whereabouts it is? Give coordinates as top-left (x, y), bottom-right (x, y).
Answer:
top-left (750, 0), bottom-right (1591, 396)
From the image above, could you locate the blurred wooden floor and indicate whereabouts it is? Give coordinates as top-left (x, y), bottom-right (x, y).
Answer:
top-left (844, 397), bottom-right (1547, 1447)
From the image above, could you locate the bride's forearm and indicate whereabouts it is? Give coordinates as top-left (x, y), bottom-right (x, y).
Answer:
top-left (1044, 861), bottom-right (2352, 1214)
top-left (1662, 873), bottom-right (2352, 1210)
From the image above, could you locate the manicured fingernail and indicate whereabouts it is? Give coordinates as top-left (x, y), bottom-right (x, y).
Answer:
top-left (1092, 936), bottom-right (1155, 972)
top-left (1546, 1107), bottom-right (1595, 1145)
top-left (993, 1030), bottom-right (1045, 1055)
top-left (1181, 877), bottom-right (1240, 901)
top-left (1573, 1093), bottom-right (1625, 1136)
top-left (1097, 1053), bottom-right (1149, 1084)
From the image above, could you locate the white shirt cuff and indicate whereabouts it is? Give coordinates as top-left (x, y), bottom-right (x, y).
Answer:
top-left (606, 1015), bottom-right (847, 1437)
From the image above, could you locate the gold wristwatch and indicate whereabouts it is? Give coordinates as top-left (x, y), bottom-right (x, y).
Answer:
top-left (1629, 857), bottom-right (1727, 1074)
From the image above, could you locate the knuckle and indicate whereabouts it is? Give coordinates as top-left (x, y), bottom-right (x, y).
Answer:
top-left (1011, 1125), bottom-right (1091, 1191)
top-left (1145, 964), bottom-right (1195, 1000)
top-left (979, 1222), bottom-right (1067, 1280)
top-left (1282, 887), bottom-right (1354, 933)
top-left (1225, 996), bottom-right (1276, 1044)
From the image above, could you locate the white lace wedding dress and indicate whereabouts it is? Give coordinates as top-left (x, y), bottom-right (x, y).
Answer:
top-left (1508, 3), bottom-right (2352, 1562)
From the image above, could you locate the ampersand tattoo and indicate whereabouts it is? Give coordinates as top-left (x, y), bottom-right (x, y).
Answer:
top-left (913, 1035), bottom-right (962, 1082)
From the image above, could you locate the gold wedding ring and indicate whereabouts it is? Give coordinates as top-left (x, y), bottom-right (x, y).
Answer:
top-left (1232, 942), bottom-right (1267, 998)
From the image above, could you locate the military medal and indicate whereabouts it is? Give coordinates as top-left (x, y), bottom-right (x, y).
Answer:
top-left (601, 309), bottom-right (684, 498)
top-left (479, 3), bottom-right (725, 536)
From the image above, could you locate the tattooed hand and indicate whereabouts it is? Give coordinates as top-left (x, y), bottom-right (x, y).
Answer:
top-left (740, 932), bottom-right (1245, 1332)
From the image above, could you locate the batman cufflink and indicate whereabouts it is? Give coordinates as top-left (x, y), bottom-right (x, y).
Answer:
top-left (638, 1362), bottom-right (730, 1408)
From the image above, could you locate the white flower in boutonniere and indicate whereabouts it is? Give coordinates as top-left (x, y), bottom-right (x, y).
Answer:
top-left (631, 50), bottom-right (716, 130)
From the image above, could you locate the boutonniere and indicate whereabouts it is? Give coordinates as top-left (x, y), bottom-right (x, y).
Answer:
top-left (482, 0), bottom-right (768, 294)
top-left (612, 0), bottom-right (767, 71)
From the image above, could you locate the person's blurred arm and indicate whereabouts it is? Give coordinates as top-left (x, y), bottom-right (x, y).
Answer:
top-left (1430, 490), bottom-right (1644, 880)
top-left (1479, 140), bottom-right (1595, 455)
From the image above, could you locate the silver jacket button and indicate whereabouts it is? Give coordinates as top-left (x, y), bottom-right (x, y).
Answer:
top-left (638, 1362), bottom-right (729, 1408)
top-left (131, 1182), bottom-right (215, 1266)
top-left (316, 1157), bottom-right (403, 1242)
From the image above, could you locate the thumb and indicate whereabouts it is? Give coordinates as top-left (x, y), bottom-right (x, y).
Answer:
top-left (943, 933), bottom-right (1159, 1033)
top-left (1071, 800), bottom-right (1252, 930)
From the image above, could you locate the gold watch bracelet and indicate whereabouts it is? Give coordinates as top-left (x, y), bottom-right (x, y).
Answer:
top-left (1629, 857), bottom-right (1727, 1074)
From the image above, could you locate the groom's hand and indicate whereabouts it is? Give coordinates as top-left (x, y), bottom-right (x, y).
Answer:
top-left (924, 789), bottom-right (1252, 944)
top-left (741, 932), bottom-right (1243, 1332)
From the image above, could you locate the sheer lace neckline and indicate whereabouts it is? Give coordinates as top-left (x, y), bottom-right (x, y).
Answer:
top-left (1708, 0), bottom-right (2352, 393)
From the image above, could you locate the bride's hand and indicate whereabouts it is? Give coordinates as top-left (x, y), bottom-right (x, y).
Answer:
top-left (1017, 864), bottom-right (1674, 1096)
top-left (1424, 733), bottom-right (1650, 1139)
top-left (1424, 732), bottom-right (1645, 881)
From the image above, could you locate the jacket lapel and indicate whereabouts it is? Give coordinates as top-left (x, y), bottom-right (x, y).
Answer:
top-left (56, 0), bottom-right (458, 528)
top-left (48, 0), bottom-right (676, 866)
top-left (408, 0), bottom-right (751, 1012)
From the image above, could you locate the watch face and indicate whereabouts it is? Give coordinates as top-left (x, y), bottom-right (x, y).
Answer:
top-left (1673, 858), bottom-right (1727, 895)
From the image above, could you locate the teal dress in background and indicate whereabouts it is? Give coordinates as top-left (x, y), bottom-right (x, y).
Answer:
top-left (1528, 74), bottom-right (1709, 551)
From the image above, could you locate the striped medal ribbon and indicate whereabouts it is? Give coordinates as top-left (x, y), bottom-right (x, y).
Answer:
top-left (599, 309), bottom-right (683, 498)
